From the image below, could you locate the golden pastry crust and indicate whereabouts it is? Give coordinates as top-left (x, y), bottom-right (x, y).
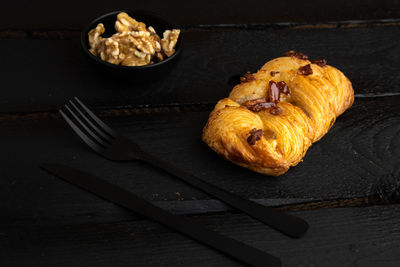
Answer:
top-left (202, 55), bottom-right (354, 176)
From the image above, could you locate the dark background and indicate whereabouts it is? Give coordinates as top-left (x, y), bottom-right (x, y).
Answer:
top-left (2, 1), bottom-right (400, 266)
top-left (2, 0), bottom-right (400, 29)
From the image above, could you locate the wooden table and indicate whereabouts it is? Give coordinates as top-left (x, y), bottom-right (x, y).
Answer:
top-left (2, 1), bottom-right (400, 266)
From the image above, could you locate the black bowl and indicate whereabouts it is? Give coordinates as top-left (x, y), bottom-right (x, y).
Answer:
top-left (81, 10), bottom-right (182, 81)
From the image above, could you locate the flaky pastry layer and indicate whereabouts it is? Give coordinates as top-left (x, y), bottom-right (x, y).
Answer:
top-left (202, 55), bottom-right (354, 176)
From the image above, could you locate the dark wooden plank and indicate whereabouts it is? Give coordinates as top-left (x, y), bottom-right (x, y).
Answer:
top-left (1, 26), bottom-right (400, 113)
top-left (0, 95), bottom-right (399, 225)
top-left (2, 0), bottom-right (400, 30)
top-left (2, 204), bottom-right (400, 266)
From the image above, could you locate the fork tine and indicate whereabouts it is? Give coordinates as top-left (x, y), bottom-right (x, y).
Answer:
top-left (69, 100), bottom-right (113, 142)
top-left (74, 97), bottom-right (117, 138)
top-left (64, 104), bottom-right (108, 147)
top-left (59, 110), bottom-right (104, 153)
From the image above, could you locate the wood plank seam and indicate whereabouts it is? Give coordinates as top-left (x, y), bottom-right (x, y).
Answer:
top-left (154, 196), bottom-right (400, 215)
top-left (0, 93), bottom-right (399, 121)
top-left (2, 19), bottom-right (400, 40)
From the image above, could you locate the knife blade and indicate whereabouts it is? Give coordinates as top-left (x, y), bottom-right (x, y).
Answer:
top-left (39, 163), bottom-right (282, 267)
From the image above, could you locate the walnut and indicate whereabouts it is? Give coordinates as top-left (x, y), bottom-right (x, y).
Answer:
top-left (121, 52), bottom-right (152, 66)
top-left (149, 32), bottom-right (162, 52)
top-left (284, 50), bottom-right (308, 60)
top-left (88, 23), bottom-right (105, 56)
top-left (247, 129), bottom-right (263, 145)
top-left (115, 12), bottom-right (147, 32)
top-left (148, 26), bottom-right (156, 34)
top-left (98, 38), bottom-right (121, 64)
top-left (161, 29), bottom-right (180, 57)
top-left (112, 33), bottom-right (152, 66)
top-left (155, 52), bottom-right (165, 61)
top-left (311, 59), bottom-right (327, 67)
top-left (88, 13), bottom-right (180, 66)
top-left (268, 81), bottom-right (280, 103)
top-left (244, 97), bottom-right (267, 107)
top-left (298, 64), bottom-right (313, 75)
top-left (244, 98), bottom-right (276, 112)
top-left (128, 30), bottom-right (151, 38)
top-left (129, 32), bottom-right (156, 55)
top-left (240, 72), bottom-right (256, 83)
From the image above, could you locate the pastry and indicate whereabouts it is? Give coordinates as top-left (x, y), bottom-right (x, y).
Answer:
top-left (202, 51), bottom-right (354, 176)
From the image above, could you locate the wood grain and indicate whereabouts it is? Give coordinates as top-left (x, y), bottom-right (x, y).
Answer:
top-left (1, 26), bottom-right (400, 113)
top-left (2, 3), bottom-right (399, 265)
top-left (2, 0), bottom-right (400, 30)
top-left (0, 96), bottom-right (399, 226)
top-left (2, 204), bottom-right (400, 266)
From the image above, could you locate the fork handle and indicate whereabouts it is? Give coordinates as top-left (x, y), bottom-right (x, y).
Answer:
top-left (139, 153), bottom-right (308, 238)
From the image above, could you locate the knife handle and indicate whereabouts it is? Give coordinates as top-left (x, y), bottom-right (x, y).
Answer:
top-left (40, 164), bottom-right (281, 267)
top-left (127, 193), bottom-right (282, 267)
top-left (140, 153), bottom-right (308, 238)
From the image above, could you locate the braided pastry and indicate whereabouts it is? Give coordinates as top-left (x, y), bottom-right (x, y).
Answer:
top-left (202, 52), bottom-right (354, 176)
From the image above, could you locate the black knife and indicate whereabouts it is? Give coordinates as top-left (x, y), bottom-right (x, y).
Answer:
top-left (39, 163), bottom-right (282, 267)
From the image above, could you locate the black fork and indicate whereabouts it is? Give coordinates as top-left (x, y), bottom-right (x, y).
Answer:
top-left (59, 97), bottom-right (309, 238)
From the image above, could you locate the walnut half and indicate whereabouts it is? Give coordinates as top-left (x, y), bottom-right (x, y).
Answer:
top-left (88, 23), bottom-right (105, 56)
top-left (161, 29), bottom-right (181, 57)
top-left (115, 12), bottom-right (147, 32)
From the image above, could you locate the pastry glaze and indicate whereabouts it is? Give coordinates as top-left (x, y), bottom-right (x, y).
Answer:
top-left (202, 55), bottom-right (354, 176)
